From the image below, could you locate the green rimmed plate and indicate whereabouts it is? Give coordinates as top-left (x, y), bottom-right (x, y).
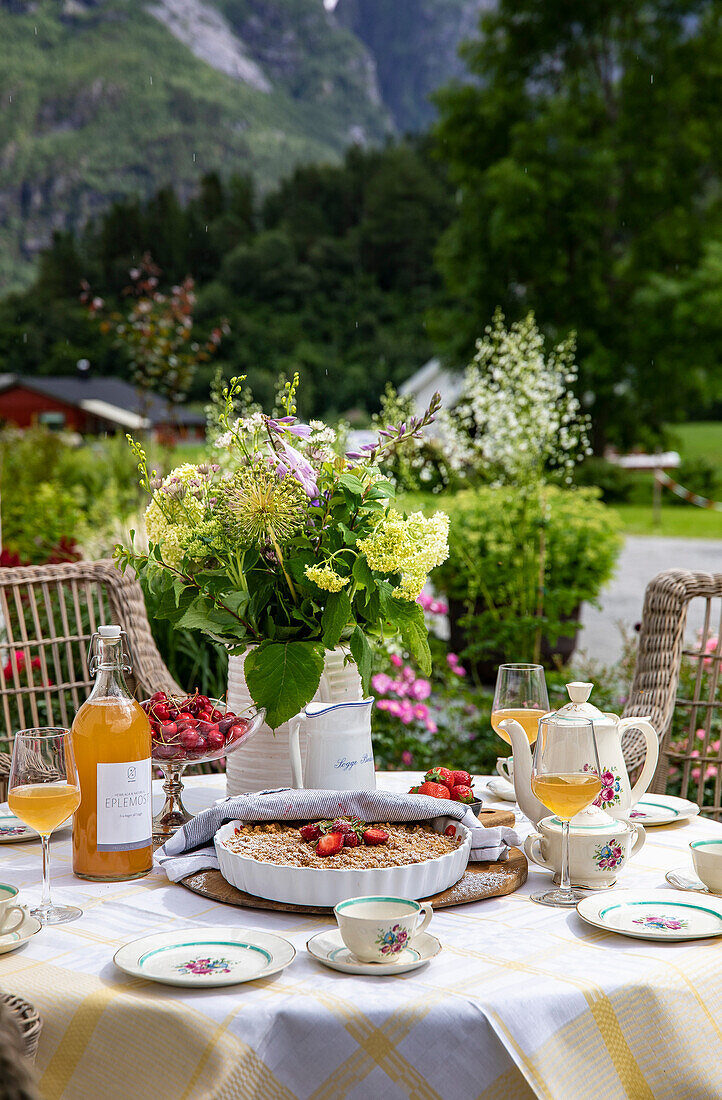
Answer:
top-left (628, 795), bottom-right (700, 827)
top-left (113, 927), bottom-right (295, 987)
top-left (577, 889), bottom-right (722, 941)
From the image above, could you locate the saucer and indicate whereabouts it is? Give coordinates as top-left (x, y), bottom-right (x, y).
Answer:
top-left (485, 778), bottom-right (516, 802)
top-left (665, 867), bottom-right (722, 896)
top-left (307, 928), bottom-right (441, 975)
top-left (577, 889), bottom-right (722, 941)
top-left (0, 910), bottom-right (41, 955)
top-left (114, 927), bottom-right (295, 987)
top-left (628, 795), bottom-right (700, 827)
top-left (0, 808), bottom-right (72, 843)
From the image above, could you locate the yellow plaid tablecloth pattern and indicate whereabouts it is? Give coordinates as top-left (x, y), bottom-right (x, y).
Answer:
top-left (1, 774), bottom-right (721, 1100)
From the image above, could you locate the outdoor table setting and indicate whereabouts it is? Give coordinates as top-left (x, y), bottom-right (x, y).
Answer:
top-left (1, 767), bottom-right (722, 1100)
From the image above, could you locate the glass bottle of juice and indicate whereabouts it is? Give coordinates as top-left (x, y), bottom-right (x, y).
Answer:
top-left (71, 625), bottom-right (152, 881)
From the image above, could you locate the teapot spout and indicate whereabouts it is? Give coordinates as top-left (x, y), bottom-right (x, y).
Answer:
top-left (498, 717), bottom-right (548, 827)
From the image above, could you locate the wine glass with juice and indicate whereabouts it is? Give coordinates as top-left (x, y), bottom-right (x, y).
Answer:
top-left (491, 663), bottom-right (550, 763)
top-left (8, 728), bottom-right (82, 924)
top-left (530, 713), bottom-right (601, 908)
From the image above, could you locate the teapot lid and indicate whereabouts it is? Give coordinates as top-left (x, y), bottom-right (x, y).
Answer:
top-left (540, 807), bottom-right (633, 832)
top-left (555, 682), bottom-right (616, 726)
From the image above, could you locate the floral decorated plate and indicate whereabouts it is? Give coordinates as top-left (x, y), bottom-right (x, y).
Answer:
top-left (0, 807), bottom-right (71, 843)
top-left (113, 927), bottom-right (295, 987)
top-left (576, 889), bottom-right (722, 941)
top-left (307, 928), bottom-right (441, 975)
top-left (628, 795), bottom-right (700, 827)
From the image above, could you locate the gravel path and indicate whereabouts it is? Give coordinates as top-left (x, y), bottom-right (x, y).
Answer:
top-left (579, 536), bottom-right (722, 664)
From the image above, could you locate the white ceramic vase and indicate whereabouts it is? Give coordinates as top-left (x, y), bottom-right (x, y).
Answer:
top-left (225, 646), bottom-right (363, 795)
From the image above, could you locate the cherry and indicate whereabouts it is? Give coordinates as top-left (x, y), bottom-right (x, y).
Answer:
top-left (206, 730), bottom-right (225, 753)
top-left (180, 729), bottom-right (203, 752)
top-left (218, 716), bottom-right (234, 735)
top-left (226, 723), bottom-right (247, 744)
top-left (152, 703), bottom-right (171, 722)
top-left (150, 691), bottom-right (166, 703)
top-left (210, 709), bottom-right (224, 722)
top-left (154, 743), bottom-right (183, 760)
top-left (177, 711), bottom-right (194, 723)
top-left (160, 721), bottom-right (178, 739)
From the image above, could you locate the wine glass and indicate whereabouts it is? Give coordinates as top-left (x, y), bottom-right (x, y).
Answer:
top-left (530, 713), bottom-right (601, 908)
top-left (8, 728), bottom-right (82, 924)
top-left (491, 663), bottom-right (550, 748)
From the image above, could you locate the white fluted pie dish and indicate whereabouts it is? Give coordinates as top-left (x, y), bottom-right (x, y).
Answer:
top-left (214, 819), bottom-right (471, 907)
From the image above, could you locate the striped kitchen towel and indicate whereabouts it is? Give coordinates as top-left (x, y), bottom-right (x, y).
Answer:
top-left (156, 788), bottom-right (519, 881)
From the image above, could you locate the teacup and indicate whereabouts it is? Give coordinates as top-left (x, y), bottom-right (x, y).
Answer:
top-left (496, 757), bottom-right (514, 783)
top-left (0, 884), bottom-right (25, 936)
top-left (690, 840), bottom-right (722, 893)
top-left (334, 895), bottom-right (432, 963)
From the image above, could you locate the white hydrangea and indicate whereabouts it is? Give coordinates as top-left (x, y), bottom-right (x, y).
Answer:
top-left (440, 309), bottom-right (592, 484)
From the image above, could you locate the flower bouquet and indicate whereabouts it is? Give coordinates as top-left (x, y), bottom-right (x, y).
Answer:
top-left (116, 375), bottom-right (449, 732)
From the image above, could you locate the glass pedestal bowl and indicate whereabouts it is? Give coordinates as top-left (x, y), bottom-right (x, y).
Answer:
top-left (144, 697), bottom-right (265, 845)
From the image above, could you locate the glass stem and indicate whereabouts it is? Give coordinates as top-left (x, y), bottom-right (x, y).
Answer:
top-left (40, 834), bottom-right (52, 910)
top-left (560, 819), bottom-right (572, 896)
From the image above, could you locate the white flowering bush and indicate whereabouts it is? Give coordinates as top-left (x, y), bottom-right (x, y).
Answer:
top-left (117, 375), bottom-right (449, 727)
top-left (442, 309), bottom-right (591, 484)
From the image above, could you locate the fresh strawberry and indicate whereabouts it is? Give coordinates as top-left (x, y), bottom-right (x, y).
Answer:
top-left (450, 784), bottom-right (475, 804)
top-left (444, 824), bottom-right (457, 837)
top-left (408, 785), bottom-right (422, 794)
top-left (300, 823), bottom-right (323, 842)
top-left (362, 828), bottom-right (389, 845)
top-left (425, 766), bottom-right (455, 789)
top-left (418, 780), bottom-right (451, 800)
top-left (331, 819), bottom-right (356, 834)
top-left (316, 832), bottom-right (344, 857)
top-left (342, 831), bottom-right (360, 847)
top-left (451, 770), bottom-right (472, 787)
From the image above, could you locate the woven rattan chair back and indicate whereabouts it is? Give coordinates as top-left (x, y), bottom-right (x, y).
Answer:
top-left (623, 569), bottom-right (722, 817)
top-left (0, 560), bottom-right (180, 760)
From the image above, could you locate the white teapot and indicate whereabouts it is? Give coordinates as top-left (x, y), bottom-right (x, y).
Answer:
top-left (501, 681), bottom-right (659, 828)
top-left (524, 815), bottom-right (646, 888)
top-left (289, 698), bottom-right (376, 790)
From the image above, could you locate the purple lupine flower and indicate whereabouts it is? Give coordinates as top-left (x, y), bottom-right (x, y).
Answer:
top-left (276, 439), bottom-right (319, 498)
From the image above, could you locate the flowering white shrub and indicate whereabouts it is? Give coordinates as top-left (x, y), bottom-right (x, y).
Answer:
top-left (442, 309), bottom-right (592, 484)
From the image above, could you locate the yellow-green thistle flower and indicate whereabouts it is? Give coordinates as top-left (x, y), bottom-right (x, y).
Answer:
top-left (220, 464), bottom-right (306, 546)
top-left (304, 563), bottom-right (350, 593)
top-left (357, 510), bottom-right (449, 600)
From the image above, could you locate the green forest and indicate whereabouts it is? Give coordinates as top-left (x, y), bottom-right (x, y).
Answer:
top-left (3, 1), bottom-right (722, 444)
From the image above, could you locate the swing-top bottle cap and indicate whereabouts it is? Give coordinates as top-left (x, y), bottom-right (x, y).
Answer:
top-left (98, 625), bottom-right (121, 638)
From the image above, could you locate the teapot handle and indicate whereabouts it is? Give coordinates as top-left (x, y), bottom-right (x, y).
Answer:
top-left (523, 833), bottom-right (553, 871)
top-left (289, 716), bottom-right (305, 789)
top-left (618, 717), bottom-right (659, 806)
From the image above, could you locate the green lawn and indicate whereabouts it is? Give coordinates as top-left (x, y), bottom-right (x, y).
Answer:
top-left (668, 422), bottom-right (722, 467)
top-left (612, 503), bottom-right (722, 538)
top-left (612, 421), bottom-right (722, 537)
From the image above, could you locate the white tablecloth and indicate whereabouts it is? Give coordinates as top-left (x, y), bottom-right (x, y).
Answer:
top-left (1, 773), bottom-right (722, 1100)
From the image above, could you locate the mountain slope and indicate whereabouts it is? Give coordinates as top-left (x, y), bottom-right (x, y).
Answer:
top-left (0, 0), bottom-right (390, 291)
top-left (336, 0), bottom-right (490, 133)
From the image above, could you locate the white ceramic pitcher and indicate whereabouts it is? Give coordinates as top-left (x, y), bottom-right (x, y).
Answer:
top-left (289, 698), bottom-right (376, 790)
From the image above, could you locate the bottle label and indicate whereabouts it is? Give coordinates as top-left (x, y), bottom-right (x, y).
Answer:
top-left (96, 759), bottom-right (152, 851)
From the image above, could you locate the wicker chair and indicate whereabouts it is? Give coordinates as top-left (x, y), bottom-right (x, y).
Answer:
top-left (623, 569), bottom-right (722, 817)
top-left (0, 560), bottom-right (181, 794)
top-left (0, 993), bottom-right (42, 1100)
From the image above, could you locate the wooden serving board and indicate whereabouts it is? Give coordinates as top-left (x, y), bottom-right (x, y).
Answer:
top-left (178, 807), bottom-right (526, 913)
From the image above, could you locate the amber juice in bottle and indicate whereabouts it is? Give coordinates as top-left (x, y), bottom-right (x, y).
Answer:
top-left (71, 626), bottom-right (152, 881)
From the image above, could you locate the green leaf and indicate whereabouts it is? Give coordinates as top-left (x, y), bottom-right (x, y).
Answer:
top-left (245, 640), bottom-right (325, 728)
top-left (387, 598), bottom-right (432, 675)
top-left (349, 626), bottom-right (374, 694)
top-left (338, 472), bottom-right (366, 496)
top-left (321, 589), bottom-right (351, 649)
top-left (352, 554), bottom-right (375, 590)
